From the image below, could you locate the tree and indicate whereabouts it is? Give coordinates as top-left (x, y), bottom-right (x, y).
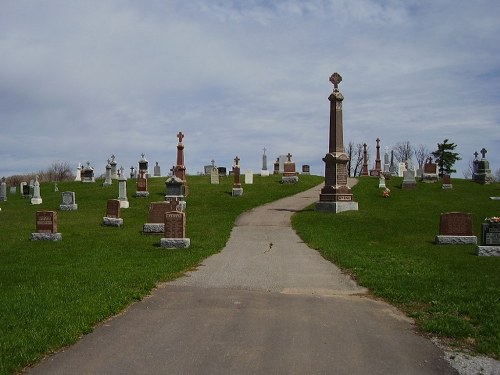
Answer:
top-left (347, 142), bottom-right (365, 177)
top-left (431, 139), bottom-right (461, 177)
top-left (462, 159), bottom-right (475, 180)
top-left (393, 141), bottom-right (414, 163)
top-left (415, 144), bottom-right (430, 170)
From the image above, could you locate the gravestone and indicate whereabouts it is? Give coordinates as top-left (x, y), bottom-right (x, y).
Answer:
top-left (383, 146), bottom-right (390, 172)
top-left (81, 162), bottom-right (95, 183)
top-left (282, 153), bottom-right (299, 184)
top-left (477, 220), bottom-right (500, 256)
top-left (398, 162), bottom-right (407, 177)
top-left (174, 132), bottom-right (187, 182)
top-left (442, 175), bottom-right (453, 189)
top-left (138, 153), bottom-right (149, 178)
top-left (369, 138), bottom-right (382, 176)
top-left (103, 199), bottom-right (123, 226)
top-left (75, 162), bottom-right (82, 181)
top-left (245, 170), bottom-right (254, 184)
top-left (31, 176), bottom-right (42, 205)
top-left (54, 182), bottom-right (58, 192)
top-left (60, 191), bottom-right (78, 211)
top-left (261, 148), bottom-right (270, 177)
top-left (0, 177), bottom-right (7, 202)
top-left (474, 148), bottom-right (494, 184)
top-left (210, 167), bottom-right (220, 184)
top-left (118, 167), bottom-right (129, 208)
top-left (134, 177), bottom-right (149, 197)
top-left (204, 165), bottom-right (213, 176)
top-left (160, 211), bottom-right (190, 249)
top-left (361, 143), bottom-right (369, 176)
top-left (435, 212), bottom-right (477, 244)
top-left (422, 157), bottom-right (438, 183)
top-left (103, 160), bottom-right (112, 186)
top-left (165, 175), bottom-right (185, 199)
top-left (378, 174), bottom-right (386, 188)
top-left (232, 156), bottom-right (243, 196)
top-left (401, 170), bottom-right (417, 190)
top-left (143, 199), bottom-right (182, 234)
top-left (217, 167), bottom-right (227, 177)
top-left (154, 162), bottom-right (161, 177)
top-left (302, 165), bottom-right (310, 175)
top-left (110, 155), bottom-right (118, 179)
top-left (316, 72), bottom-right (358, 213)
top-left (273, 158), bottom-right (279, 175)
top-left (31, 211), bottom-right (62, 241)
top-left (22, 183), bottom-right (30, 198)
top-left (10, 186), bottom-right (16, 195)
top-left (389, 150), bottom-right (397, 176)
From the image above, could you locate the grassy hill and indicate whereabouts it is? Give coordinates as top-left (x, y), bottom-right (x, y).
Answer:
top-left (292, 176), bottom-right (500, 358)
top-left (0, 174), bottom-right (323, 375)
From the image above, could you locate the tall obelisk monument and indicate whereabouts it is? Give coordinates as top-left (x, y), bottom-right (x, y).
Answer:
top-left (316, 72), bottom-right (358, 213)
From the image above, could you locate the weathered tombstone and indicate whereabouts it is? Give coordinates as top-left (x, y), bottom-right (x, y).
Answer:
top-left (138, 153), bottom-right (149, 178)
top-left (261, 148), bottom-right (270, 177)
top-left (31, 211), bottom-right (62, 241)
top-left (110, 155), bottom-right (118, 179)
top-left (60, 191), bottom-right (78, 211)
top-left (245, 170), bottom-right (254, 184)
top-left (143, 200), bottom-right (181, 234)
top-left (174, 132), bottom-right (187, 182)
top-left (282, 153), bottom-right (299, 184)
top-left (54, 182), bottom-right (58, 192)
top-left (134, 177), bottom-right (149, 197)
top-left (477, 219), bottom-right (500, 256)
top-left (165, 175), bottom-right (185, 199)
top-left (154, 162), bottom-right (161, 177)
top-left (31, 176), bottom-right (42, 205)
top-left (389, 150), bottom-right (397, 176)
top-left (401, 170), bottom-right (417, 190)
top-left (160, 211), bottom-right (190, 249)
top-left (9, 186), bottom-right (16, 195)
top-left (435, 212), bottom-right (477, 244)
top-left (210, 167), bottom-right (220, 184)
top-left (369, 138), bottom-right (382, 176)
top-left (474, 148), bottom-right (494, 184)
top-left (422, 157), bottom-right (438, 183)
top-left (22, 183), bottom-right (31, 198)
top-left (204, 165), bottom-right (212, 175)
top-left (378, 174), bottom-right (386, 188)
top-left (442, 175), bottom-right (453, 189)
top-left (217, 167), bottom-right (227, 177)
top-left (361, 143), bottom-right (369, 176)
top-left (301, 165), bottom-right (310, 175)
top-left (118, 167), bottom-right (129, 208)
top-left (316, 72), bottom-right (358, 213)
top-left (383, 146), bottom-right (390, 172)
top-left (398, 162), bottom-right (407, 177)
top-left (232, 156), bottom-right (243, 196)
top-left (81, 161), bottom-right (95, 183)
top-left (103, 159), bottom-right (112, 186)
top-left (273, 158), bottom-right (279, 175)
top-left (0, 177), bottom-right (7, 202)
top-left (74, 162), bottom-right (82, 181)
top-left (103, 199), bottom-right (123, 227)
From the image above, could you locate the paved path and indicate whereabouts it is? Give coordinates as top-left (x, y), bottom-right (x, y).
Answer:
top-left (28, 184), bottom-right (456, 375)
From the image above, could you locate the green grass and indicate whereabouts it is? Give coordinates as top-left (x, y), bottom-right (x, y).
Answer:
top-left (0, 174), bottom-right (323, 375)
top-left (292, 177), bottom-right (500, 358)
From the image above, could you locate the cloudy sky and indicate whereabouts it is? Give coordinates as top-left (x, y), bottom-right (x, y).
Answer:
top-left (1, 0), bottom-right (499, 179)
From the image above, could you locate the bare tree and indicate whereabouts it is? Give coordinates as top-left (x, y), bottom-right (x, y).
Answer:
top-left (347, 142), bottom-right (365, 177)
top-left (462, 159), bottom-right (475, 180)
top-left (415, 144), bottom-right (430, 170)
top-left (393, 141), bottom-right (414, 163)
top-left (45, 161), bottom-right (74, 182)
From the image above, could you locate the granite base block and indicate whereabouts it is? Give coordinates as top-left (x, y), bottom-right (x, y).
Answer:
top-left (31, 233), bottom-right (62, 241)
top-left (281, 176), bottom-right (299, 184)
top-left (442, 184), bottom-right (453, 189)
top-left (401, 182), bottom-right (417, 190)
top-left (477, 246), bottom-right (500, 256)
top-left (435, 235), bottom-right (477, 245)
top-left (103, 217), bottom-right (123, 227)
top-left (119, 200), bottom-right (129, 208)
top-left (315, 201), bottom-right (359, 213)
top-left (160, 238), bottom-right (191, 249)
top-left (134, 191), bottom-right (150, 198)
top-left (31, 198), bottom-right (42, 205)
top-left (232, 188), bottom-right (244, 196)
top-left (143, 223), bottom-right (164, 234)
top-left (60, 204), bottom-right (78, 211)
top-left (260, 170), bottom-right (270, 177)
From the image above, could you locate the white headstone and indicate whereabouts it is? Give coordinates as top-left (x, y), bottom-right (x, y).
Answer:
top-left (210, 167), bottom-right (219, 184)
top-left (118, 167), bottom-right (129, 208)
top-left (0, 177), bottom-right (7, 202)
top-left (103, 160), bottom-right (112, 186)
top-left (245, 170), bottom-right (253, 184)
top-left (75, 162), bottom-right (82, 181)
top-left (378, 174), bottom-right (386, 188)
top-left (31, 176), bottom-right (42, 205)
top-left (398, 162), bottom-right (407, 177)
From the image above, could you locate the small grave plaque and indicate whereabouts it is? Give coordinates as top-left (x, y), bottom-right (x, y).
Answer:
top-left (22, 184), bottom-right (30, 197)
top-left (60, 191), bottom-right (78, 210)
top-left (36, 211), bottom-right (57, 233)
top-left (106, 199), bottom-right (121, 219)
top-left (482, 223), bottom-right (500, 246)
top-left (164, 211), bottom-right (185, 238)
top-left (436, 212), bottom-right (477, 245)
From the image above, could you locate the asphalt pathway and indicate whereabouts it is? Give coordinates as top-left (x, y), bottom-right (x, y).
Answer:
top-left (27, 183), bottom-right (456, 374)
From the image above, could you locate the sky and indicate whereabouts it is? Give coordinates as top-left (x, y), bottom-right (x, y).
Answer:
top-left (1, 0), bottom-right (499, 179)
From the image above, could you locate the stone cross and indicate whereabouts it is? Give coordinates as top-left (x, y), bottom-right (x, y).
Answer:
top-left (480, 148), bottom-right (487, 159)
top-left (211, 159), bottom-right (215, 166)
top-left (234, 156), bottom-right (240, 166)
top-left (286, 153), bottom-right (292, 162)
top-left (141, 153), bottom-right (145, 159)
top-left (473, 151), bottom-right (479, 159)
top-left (329, 72), bottom-right (342, 89)
top-left (170, 166), bottom-right (176, 176)
top-left (177, 131), bottom-right (184, 143)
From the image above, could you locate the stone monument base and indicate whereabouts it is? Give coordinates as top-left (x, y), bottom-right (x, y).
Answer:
top-left (281, 176), bottom-right (299, 184)
top-left (82, 178), bottom-right (95, 183)
top-left (401, 181), bottom-right (417, 190)
top-left (421, 174), bottom-right (438, 183)
top-left (102, 182), bottom-right (112, 187)
top-left (232, 188), bottom-right (244, 196)
top-left (315, 201), bottom-right (359, 213)
top-left (260, 170), bottom-right (270, 177)
top-left (160, 238), bottom-right (190, 249)
top-left (143, 223), bottom-right (164, 234)
top-left (103, 217), bottom-right (123, 227)
top-left (31, 233), bottom-right (62, 241)
top-left (31, 197), bottom-right (42, 205)
top-left (134, 191), bottom-right (150, 198)
top-left (435, 235), bottom-right (477, 245)
top-left (477, 246), bottom-right (500, 256)
top-left (119, 200), bottom-right (129, 209)
top-left (60, 204), bottom-right (78, 211)
top-left (442, 184), bottom-right (453, 190)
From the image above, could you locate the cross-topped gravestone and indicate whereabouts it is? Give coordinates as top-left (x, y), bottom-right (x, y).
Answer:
top-left (361, 143), bottom-right (369, 176)
top-left (177, 131), bottom-right (184, 143)
top-left (474, 151), bottom-right (479, 159)
top-left (329, 72), bottom-right (342, 88)
top-left (232, 156), bottom-right (243, 196)
top-left (174, 132), bottom-right (186, 182)
top-left (480, 148), bottom-right (487, 159)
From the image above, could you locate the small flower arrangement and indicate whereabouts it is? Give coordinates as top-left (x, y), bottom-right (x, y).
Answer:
top-left (382, 188), bottom-right (391, 198)
top-left (484, 216), bottom-right (500, 223)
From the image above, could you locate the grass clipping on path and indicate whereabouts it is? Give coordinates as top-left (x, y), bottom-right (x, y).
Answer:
top-left (0, 174), bottom-right (323, 375)
top-left (292, 177), bottom-right (500, 358)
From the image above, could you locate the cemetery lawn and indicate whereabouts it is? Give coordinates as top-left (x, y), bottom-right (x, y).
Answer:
top-left (292, 177), bottom-right (500, 359)
top-left (0, 174), bottom-right (323, 375)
